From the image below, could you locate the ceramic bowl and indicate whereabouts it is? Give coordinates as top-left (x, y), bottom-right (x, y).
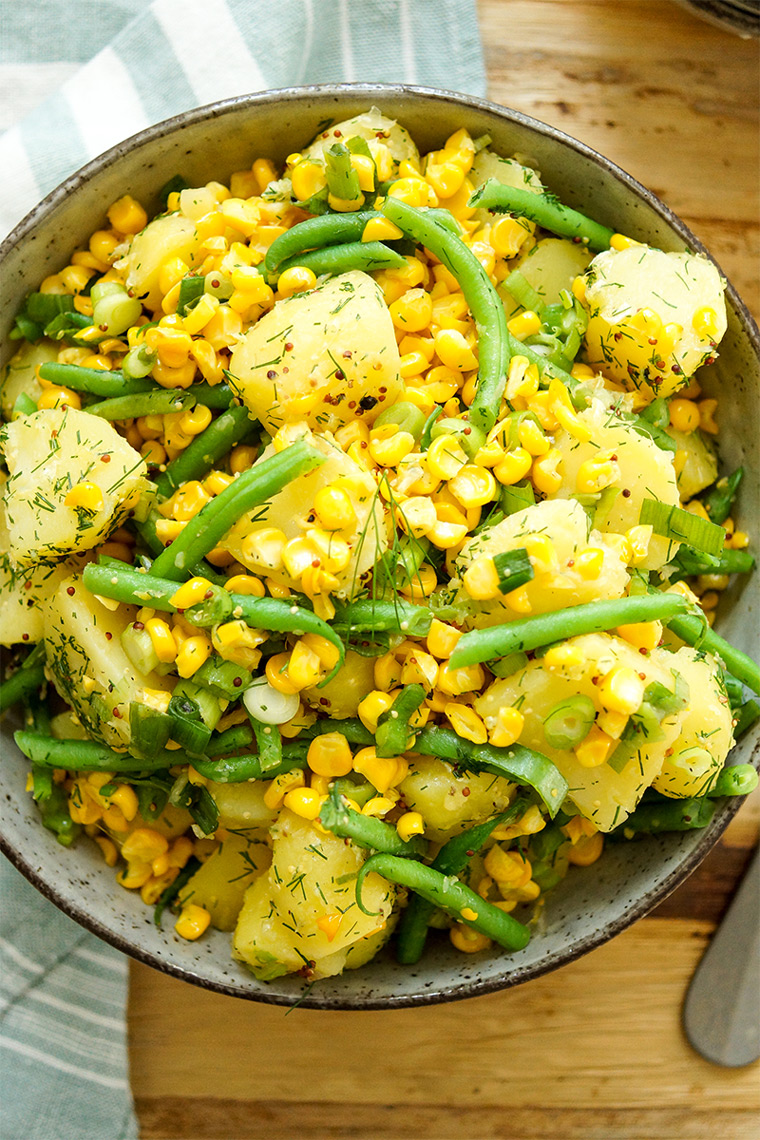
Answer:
top-left (1, 85), bottom-right (758, 1009)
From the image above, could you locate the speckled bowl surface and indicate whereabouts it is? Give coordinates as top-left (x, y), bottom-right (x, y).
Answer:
top-left (1, 85), bottom-right (758, 1009)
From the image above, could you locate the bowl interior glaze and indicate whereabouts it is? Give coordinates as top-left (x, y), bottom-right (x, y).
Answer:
top-left (1, 85), bottom-right (758, 1009)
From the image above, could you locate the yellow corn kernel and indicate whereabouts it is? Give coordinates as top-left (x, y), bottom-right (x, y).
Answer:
top-left (698, 398), bottom-right (718, 435)
top-left (361, 215), bottom-right (403, 243)
top-left (426, 434), bottom-right (468, 482)
top-left (37, 384), bottom-right (82, 412)
top-left (596, 707), bottom-right (629, 740)
top-left (450, 924), bottom-right (491, 953)
top-left (177, 405), bottom-right (212, 438)
top-left (140, 869), bottom-right (179, 906)
top-left (669, 397), bottom-right (700, 434)
top-left (171, 480), bottom-right (213, 522)
top-left (316, 912), bottom-right (343, 942)
top-left (288, 639), bottom-right (325, 690)
top-left (426, 619), bottom-right (462, 660)
top-left (567, 831), bottom-right (605, 866)
top-left (598, 666), bottom-right (646, 715)
top-left (728, 529), bottom-right (750, 550)
top-left (400, 649), bottom-right (439, 691)
top-left (399, 563), bottom-right (439, 602)
top-left (175, 634), bottom-right (212, 678)
top-left (573, 726), bottom-right (615, 768)
top-left (291, 160), bottom-right (327, 201)
top-left (576, 450), bottom-right (621, 495)
top-left (609, 233), bottom-right (641, 251)
top-left (573, 547), bottom-right (606, 580)
top-left (64, 481), bottom-right (104, 513)
top-left (227, 444), bottom-right (257, 475)
top-left (117, 861), bottom-right (153, 890)
top-left (277, 265), bottom-right (317, 299)
top-left (484, 845), bottom-right (531, 887)
top-left (448, 464), bottom-right (497, 509)
top-left (263, 769), bottom-right (305, 810)
top-left (488, 705), bottom-right (525, 748)
top-left (436, 661), bottom-right (485, 697)
top-left (360, 796), bottom-right (395, 818)
top-left (108, 195), bottom-right (148, 235)
top-left (507, 310), bottom-right (542, 340)
top-left (152, 359), bottom-right (196, 390)
top-left (434, 328), bottom-right (478, 373)
top-left (241, 528), bottom-right (286, 575)
top-left (692, 305), bottom-right (720, 339)
top-left (166, 836), bottom-right (194, 870)
top-left (175, 904), bottom-right (211, 941)
top-left (262, 652), bottom-right (296, 695)
top-left (543, 643), bottom-right (585, 673)
top-left (374, 651), bottom-right (403, 692)
top-left (109, 785), bottom-right (138, 822)
top-left (145, 618), bottom-right (178, 664)
top-left (353, 746), bottom-right (402, 795)
top-left (395, 496), bottom-right (435, 539)
top-left (396, 811), bottom-right (425, 842)
top-left (387, 176), bottom-right (437, 208)
top-left (390, 288), bottom-right (433, 333)
top-left (307, 732), bottom-right (353, 778)
top-left (312, 483), bottom-right (356, 531)
top-left (494, 447), bottom-right (532, 486)
top-left (445, 702), bottom-right (488, 744)
top-left (616, 619), bottom-right (663, 652)
top-left (89, 229), bottom-right (119, 262)
top-left (517, 418), bottom-right (550, 456)
top-left (626, 524), bottom-right (653, 566)
top-left (122, 827), bottom-right (170, 864)
top-left (524, 533), bottom-right (559, 579)
top-left (368, 424), bottom-right (416, 468)
top-left (489, 214), bottom-right (529, 258)
top-left (157, 257), bottom-right (189, 299)
top-left (61, 263), bottom-right (95, 293)
top-left (357, 691), bottom-right (396, 735)
top-left (462, 555), bottom-right (500, 601)
top-left (170, 576), bottom-right (215, 611)
top-left (94, 835), bottom-right (119, 867)
top-left (283, 786), bottom-right (324, 821)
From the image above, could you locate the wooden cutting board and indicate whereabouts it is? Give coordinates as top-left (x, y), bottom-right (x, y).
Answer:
top-left (129, 4), bottom-right (760, 1136)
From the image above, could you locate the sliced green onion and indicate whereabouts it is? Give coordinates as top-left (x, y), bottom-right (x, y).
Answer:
top-left (177, 275), bottom-right (206, 315)
top-left (488, 650), bottom-right (529, 678)
top-left (493, 548), bottom-right (534, 594)
top-left (503, 269), bottom-right (542, 312)
top-left (543, 695), bottom-right (596, 750)
top-left (92, 289), bottom-right (143, 336)
top-left (639, 498), bottom-right (725, 558)
top-left (501, 480), bottom-right (535, 516)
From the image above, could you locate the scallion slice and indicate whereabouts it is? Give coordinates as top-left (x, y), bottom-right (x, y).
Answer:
top-left (543, 695), bottom-right (596, 750)
top-left (639, 498), bottom-right (725, 557)
top-left (493, 548), bottom-right (534, 594)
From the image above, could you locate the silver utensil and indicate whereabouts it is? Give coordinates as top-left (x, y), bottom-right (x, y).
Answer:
top-left (683, 844), bottom-right (760, 1067)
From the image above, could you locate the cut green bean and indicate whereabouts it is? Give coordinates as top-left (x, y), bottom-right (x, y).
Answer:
top-left (318, 790), bottom-right (427, 857)
top-left (325, 142), bottom-right (364, 203)
top-left (191, 742), bottom-right (309, 783)
top-left (449, 593), bottom-right (690, 668)
top-left (704, 468), bottom-right (743, 525)
top-left (14, 731), bottom-right (183, 773)
top-left (265, 211), bottom-right (381, 272)
top-left (375, 684), bottom-right (426, 758)
top-left (37, 782), bottom-right (81, 847)
top-left (332, 598), bottom-right (432, 637)
top-left (666, 612), bottom-right (760, 695)
top-left (412, 726), bottom-right (568, 818)
top-left (356, 853), bottom-right (531, 951)
top-left (85, 390), bottom-right (193, 420)
top-left (0, 663), bottom-right (46, 714)
top-left (470, 179), bottom-right (614, 252)
top-left (396, 801), bottom-right (527, 965)
top-left (38, 362), bottom-right (154, 397)
top-left (708, 764), bottom-right (758, 798)
top-left (154, 404), bottom-right (256, 498)
top-left (610, 795), bottom-right (716, 838)
top-left (207, 723), bottom-right (254, 756)
top-left (733, 699), bottom-right (760, 739)
top-left (149, 438), bottom-right (325, 580)
top-left (275, 240), bottom-right (406, 279)
top-left (382, 197), bottom-right (509, 433)
top-left (668, 547), bottom-right (755, 582)
top-left (300, 718), bottom-right (374, 746)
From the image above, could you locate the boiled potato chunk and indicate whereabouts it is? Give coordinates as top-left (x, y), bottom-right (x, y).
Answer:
top-left (652, 648), bottom-right (733, 798)
top-left (233, 810), bottom-right (395, 980)
top-left (116, 212), bottom-right (203, 311)
top-left (399, 755), bottom-right (514, 843)
top-left (580, 245), bottom-right (727, 399)
top-left (547, 395), bottom-right (680, 570)
top-left (452, 498), bottom-right (629, 628)
top-left (221, 426), bottom-right (386, 598)
top-left (501, 237), bottom-right (593, 318)
top-left (228, 271), bottom-right (403, 435)
top-left (303, 108), bottom-right (419, 167)
top-left (470, 150), bottom-right (543, 254)
top-left (475, 633), bottom-right (687, 831)
top-left (0, 407), bottom-right (149, 567)
top-left (43, 575), bottom-right (173, 750)
top-left (303, 650), bottom-right (376, 718)
top-left (178, 830), bottom-right (271, 931)
top-left (206, 780), bottom-right (276, 830)
top-left (667, 427), bottom-right (718, 501)
top-left (0, 338), bottom-right (57, 418)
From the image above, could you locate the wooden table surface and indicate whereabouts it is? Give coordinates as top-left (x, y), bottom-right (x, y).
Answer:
top-left (129, 3), bottom-right (760, 1137)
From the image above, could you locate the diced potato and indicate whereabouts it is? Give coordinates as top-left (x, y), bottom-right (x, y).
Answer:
top-left (398, 755), bottom-right (514, 844)
top-left (547, 395), bottom-right (681, 570)
top-left (303, 108), bottom-right (419, 167)
top-left (302, 650), bottom-right (377, 718)
top-left (206, 780), bottom-right (277, 829)
top-left (221, 426), bottom-right (386, 597)
top-left (43, 575), bottom-right (173, 750)
top-left (116, 212), bottom-right (203, 310)
top-left (502, 237), bottom-right (593, 318)
top-left (580, 245), bottom-right (727, 399)
top-left (233, 810), bottom-right (395, 980)
top-left (451, 498), bottom-right (629, 628)
top-left (652, 649), bottom-right (733, 798)
top-left (0, 338), bottom-right (57, 418)
top-left (470, 150), bottom-right (543, 253)
top-left (228, 271), bottom-right (403, 435)
top-left (178, 830), bottom-right (271, 931)
top-left (474, 633), bottom-right (688, 831)
top-left (0, 407), bottom-right (149, 567)
top-left (667, 427), bottom-right (718, 501)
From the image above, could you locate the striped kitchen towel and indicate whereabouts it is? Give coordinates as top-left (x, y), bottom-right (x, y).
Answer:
top-left (0, 3), bottom-right (486, 1138)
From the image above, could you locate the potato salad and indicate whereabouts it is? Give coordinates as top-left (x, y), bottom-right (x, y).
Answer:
top-left (1, 108), bottom-right (757, 982)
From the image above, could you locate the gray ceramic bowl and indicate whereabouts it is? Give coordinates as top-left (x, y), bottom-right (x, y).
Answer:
top-left (1, 85), bottom-right (758, 1009)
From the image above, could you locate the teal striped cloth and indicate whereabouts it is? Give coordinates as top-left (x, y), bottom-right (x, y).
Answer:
top-left (0, 3), bottom-right (485, 1137)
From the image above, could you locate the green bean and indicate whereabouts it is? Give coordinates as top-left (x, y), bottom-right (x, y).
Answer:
top-left (154, 404), bottom-right (256, 498)
top-left (733, 699), bottom-right (760, 739)
top-left (412, 726), bottom-right (568, 817)
top-left (300, 717), bottom-right (374, 746)
top-left (318, 790), bottom-right (427, 857)
top-left (609, 795), bottom-right (716, 838)
top-left (668, 547), bottom-right (755, 582)
top-left (704, 468), bottom-right (743, 525)
top-left (148, 438), bottom-right (325, 580)
top-left (449, 593), bottom-right (690, 668)
top-left (325, 142), bottom-right (364, 203)
top-left (38, 362), bottom-right (154, 397)
top-left (382, 197), bottom-right (509, 433)
top-left (275, 241), bottom-right (406, 279)
top-left (207, 723), bottom-right (254, 756)
top-left (189, 382), bottom-right (235, 409)
top-left (85, 390), bottom-right (193, 420)
top-left (707, 764), bottom-right (758, 798)
top-left (356, 853), bottom-right (531, 951)
top-left (666, 612), bottom-right (760, 695)
top-left (0, 663), bottom-right (46, 713)
top-left (231, 596), bottom-right (345, 680)
top-left (375, 684), bottom-right (426, 758)
top-left (191, 742), bottom-right (309, 783)
top-left (396, 801), bottom-right (527, 965)
top-left (332, 597), bottom-right (432, 637)
top-left (37, 782), bottom-right (81, 847)
top-left (469, 179), bottom-right (614, 252)
top-left (154, 856), bottom-right (201, 928)
top-left (419, 406), bottom-right (443, 451)
top-left (265, 211), bottom-right (381, 272)
top-left (14, 731), bottom-right (182, 773)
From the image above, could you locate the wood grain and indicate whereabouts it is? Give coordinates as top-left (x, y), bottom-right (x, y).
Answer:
top-left (130, 3), bottom-right (760, 1135)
